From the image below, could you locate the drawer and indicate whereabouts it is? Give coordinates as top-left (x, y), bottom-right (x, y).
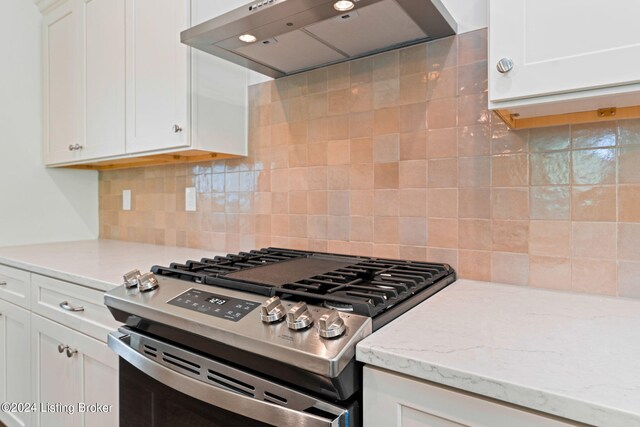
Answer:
top-left (0, 264), bottom-right (31, 309)
top-left (31, 274), bottom-right (121, 343)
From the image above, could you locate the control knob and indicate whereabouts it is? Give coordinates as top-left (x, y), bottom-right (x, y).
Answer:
top-left (138, 272), bottom-right (159, 292)
top-left (318, 310), bottom-right (346, 339)
top-left (286, 302), bottom-right (313, 330)
top-left (260, 296), bottom-right (286, 323)
top-left (123, 270), bottom-right (142, 289)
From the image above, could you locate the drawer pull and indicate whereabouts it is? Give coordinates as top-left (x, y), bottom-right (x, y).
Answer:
top-left (59, 301), bottom-right (85, 312)
top-left (0, 281), bottom-right (6, 286)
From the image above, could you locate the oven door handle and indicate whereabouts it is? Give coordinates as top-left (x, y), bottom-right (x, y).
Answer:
top-left (108, 331), bottom-right (347, 427)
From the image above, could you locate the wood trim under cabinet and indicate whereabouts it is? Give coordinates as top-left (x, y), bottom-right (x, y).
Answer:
top-left (496, 105), bottom-right (640, 129)
top-left (57, 149), bottom-right (238, 171)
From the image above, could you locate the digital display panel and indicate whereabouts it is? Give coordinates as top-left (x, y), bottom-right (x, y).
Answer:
top-left (168, 289), bottom-right (259, 322)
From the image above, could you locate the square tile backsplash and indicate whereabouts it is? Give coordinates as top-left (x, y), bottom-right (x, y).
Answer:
top-left (99, 29), bottom-right (640, 298)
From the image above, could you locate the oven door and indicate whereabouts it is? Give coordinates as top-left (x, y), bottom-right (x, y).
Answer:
top-left (108, 329), bottom-right (352, 427)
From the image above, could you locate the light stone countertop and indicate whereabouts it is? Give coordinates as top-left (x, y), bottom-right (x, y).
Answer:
top-left (2, 241), bottom-right (638, 425)
top-left (356, 279), bottom-right (640, 427)
top-left (0, 239), bottom-right (223, 291)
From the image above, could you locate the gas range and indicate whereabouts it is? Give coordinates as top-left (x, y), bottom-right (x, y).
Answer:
top-left (104, 248), bottom-right (456, 426)
top-left (149, 247), bottom-right (455, 326)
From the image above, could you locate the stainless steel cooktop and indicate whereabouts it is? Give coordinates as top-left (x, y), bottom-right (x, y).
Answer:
top-left (104, 248), bottom-right (455, 380)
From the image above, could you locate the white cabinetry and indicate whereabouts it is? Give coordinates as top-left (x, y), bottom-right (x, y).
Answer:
top-left (0, 300), bottom-right (31, 427)
top-left (43, 0), bottom-right (127, 165)
top-left (190, 0), bottom-right (252, 158)
top-left (0, 265), bottom-right (120, 427)
top-left (42, 0), bottom-right (83, 165)
top-left (83, 0), bottom-right (127, 159)
top-left (0, 265), bottom-right (31, 309)
top-left (38, 0), bottom-right (249, 169)
top-left (363, 366), bottom-right (583, 427)
top-left (31, 314), bottom-right (118, 427)
top-left (125, 0), bottom-right (189, 154)
top-left (489, 0), bottom-right (640, 128)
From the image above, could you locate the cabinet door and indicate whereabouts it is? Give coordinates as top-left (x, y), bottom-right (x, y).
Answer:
top-left (0, 300), bottom-right (31, 427)
top-left (489, 0), bottom-right (640, 103)
top-left (363, 366), bottom-right (581, 427)
top-left (125, 0), bottom-right (190, 154)
top-left (43, 0), bottom-right (84, 165)
top-left (31, 314), bottom-right (118, 427)
top-left (31, 314), bottom-right (79, 427)
top-left (81, 0), bottom-right (126, 159)
top-left (73, 325), bottom-right (118, 427)
top-left (190, 0), bottom-right (249, 156)
top-left (31, 314), bottom-right (119, 427)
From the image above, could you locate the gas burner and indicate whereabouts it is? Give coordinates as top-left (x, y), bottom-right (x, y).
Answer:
top-left (323, 301), bottom-right (354, 312)
top-left (152, 248), bottom-right (455, 319)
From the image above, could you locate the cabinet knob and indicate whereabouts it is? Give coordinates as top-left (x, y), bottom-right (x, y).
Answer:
top-left (173, 124), bottom-right (183, 133)
top-left (66, 348), bottom-right (78, 358)
top-left (58, 344), bottom-right (69, 354)
top-left (497, 58), bottom-right (514, 74)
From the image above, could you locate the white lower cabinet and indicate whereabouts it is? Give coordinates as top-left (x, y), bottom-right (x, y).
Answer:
top-left (0, 266), bottom-right (119, 427)
top-left (0, 300), bottom-right (31, 427)
top-left (31, 314), bottom-right (118, 427)
top-left (363, 366), bottom-right (583, 427)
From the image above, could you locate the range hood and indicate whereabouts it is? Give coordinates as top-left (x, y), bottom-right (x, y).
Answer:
top-left (181, 0), bottom-right (457, 78)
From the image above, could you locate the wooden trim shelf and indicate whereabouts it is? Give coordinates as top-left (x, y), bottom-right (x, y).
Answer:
top-left (55, 150), bottom-right (238, 171)
top-left (496, 105), bottom-right (640, 129)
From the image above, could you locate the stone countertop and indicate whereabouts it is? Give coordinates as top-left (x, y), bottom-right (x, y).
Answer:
top-left (356, 279), bottom-right (640, 427)
top-left (0, 239), bottom-right (223, 291)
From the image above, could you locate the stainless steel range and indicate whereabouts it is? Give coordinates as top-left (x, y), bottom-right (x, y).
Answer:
top-left (104, 248), bottom-right (456, 427)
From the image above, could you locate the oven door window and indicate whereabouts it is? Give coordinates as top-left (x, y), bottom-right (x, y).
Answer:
top-left (120, 359), bottom-right (272, 427)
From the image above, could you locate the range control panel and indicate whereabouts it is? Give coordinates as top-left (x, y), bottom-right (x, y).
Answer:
top-left (168, 289), bottom-right (259, 322)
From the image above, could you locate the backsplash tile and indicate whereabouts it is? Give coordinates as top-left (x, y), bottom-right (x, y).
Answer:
top-left (100, 28), bottom-right (640, 298)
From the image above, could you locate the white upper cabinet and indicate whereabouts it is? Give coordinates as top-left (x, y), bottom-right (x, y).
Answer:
top-left (489, 0), bottom-right (640, 127)
top-left (190, 0), bottom-right (250, 157)
top-left (38, 0), bottom-right (249, 168)
top-left (43, 0), bottom-right (83, 165)
top-left (125, 0), bottom-right (189, 154)
top-left (83, 0), bottom-right (126, 159)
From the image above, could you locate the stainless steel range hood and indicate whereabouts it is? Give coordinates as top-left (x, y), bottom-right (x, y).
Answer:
top-left (181, 0), bottom-right (457, 78)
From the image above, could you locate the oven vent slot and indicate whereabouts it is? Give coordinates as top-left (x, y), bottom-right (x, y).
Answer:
top-left (264, 391), bottom-right (288, 405)
top-left (143, 344), bottom-right (158, 357)
top-left (207, 369), bottom-right (255, 397)
top-left (162, 352), bottom-right (201, 375)
top-left (207, 376), bottom-right (254, 397)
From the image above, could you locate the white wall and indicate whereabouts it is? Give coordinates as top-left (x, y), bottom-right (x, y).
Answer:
top-left (0, 0), bottom-right (98, 246)
top-left (442, 0), bottom-right (488, 34)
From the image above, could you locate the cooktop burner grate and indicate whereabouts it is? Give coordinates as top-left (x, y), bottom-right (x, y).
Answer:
top-left (152, 248), bottom-right (454, 317)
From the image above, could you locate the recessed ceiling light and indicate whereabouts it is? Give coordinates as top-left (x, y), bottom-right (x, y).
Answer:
top-left (333, 1), bottom-right (355, 12)
top-left (239, 34), bottom-right (257, 43)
